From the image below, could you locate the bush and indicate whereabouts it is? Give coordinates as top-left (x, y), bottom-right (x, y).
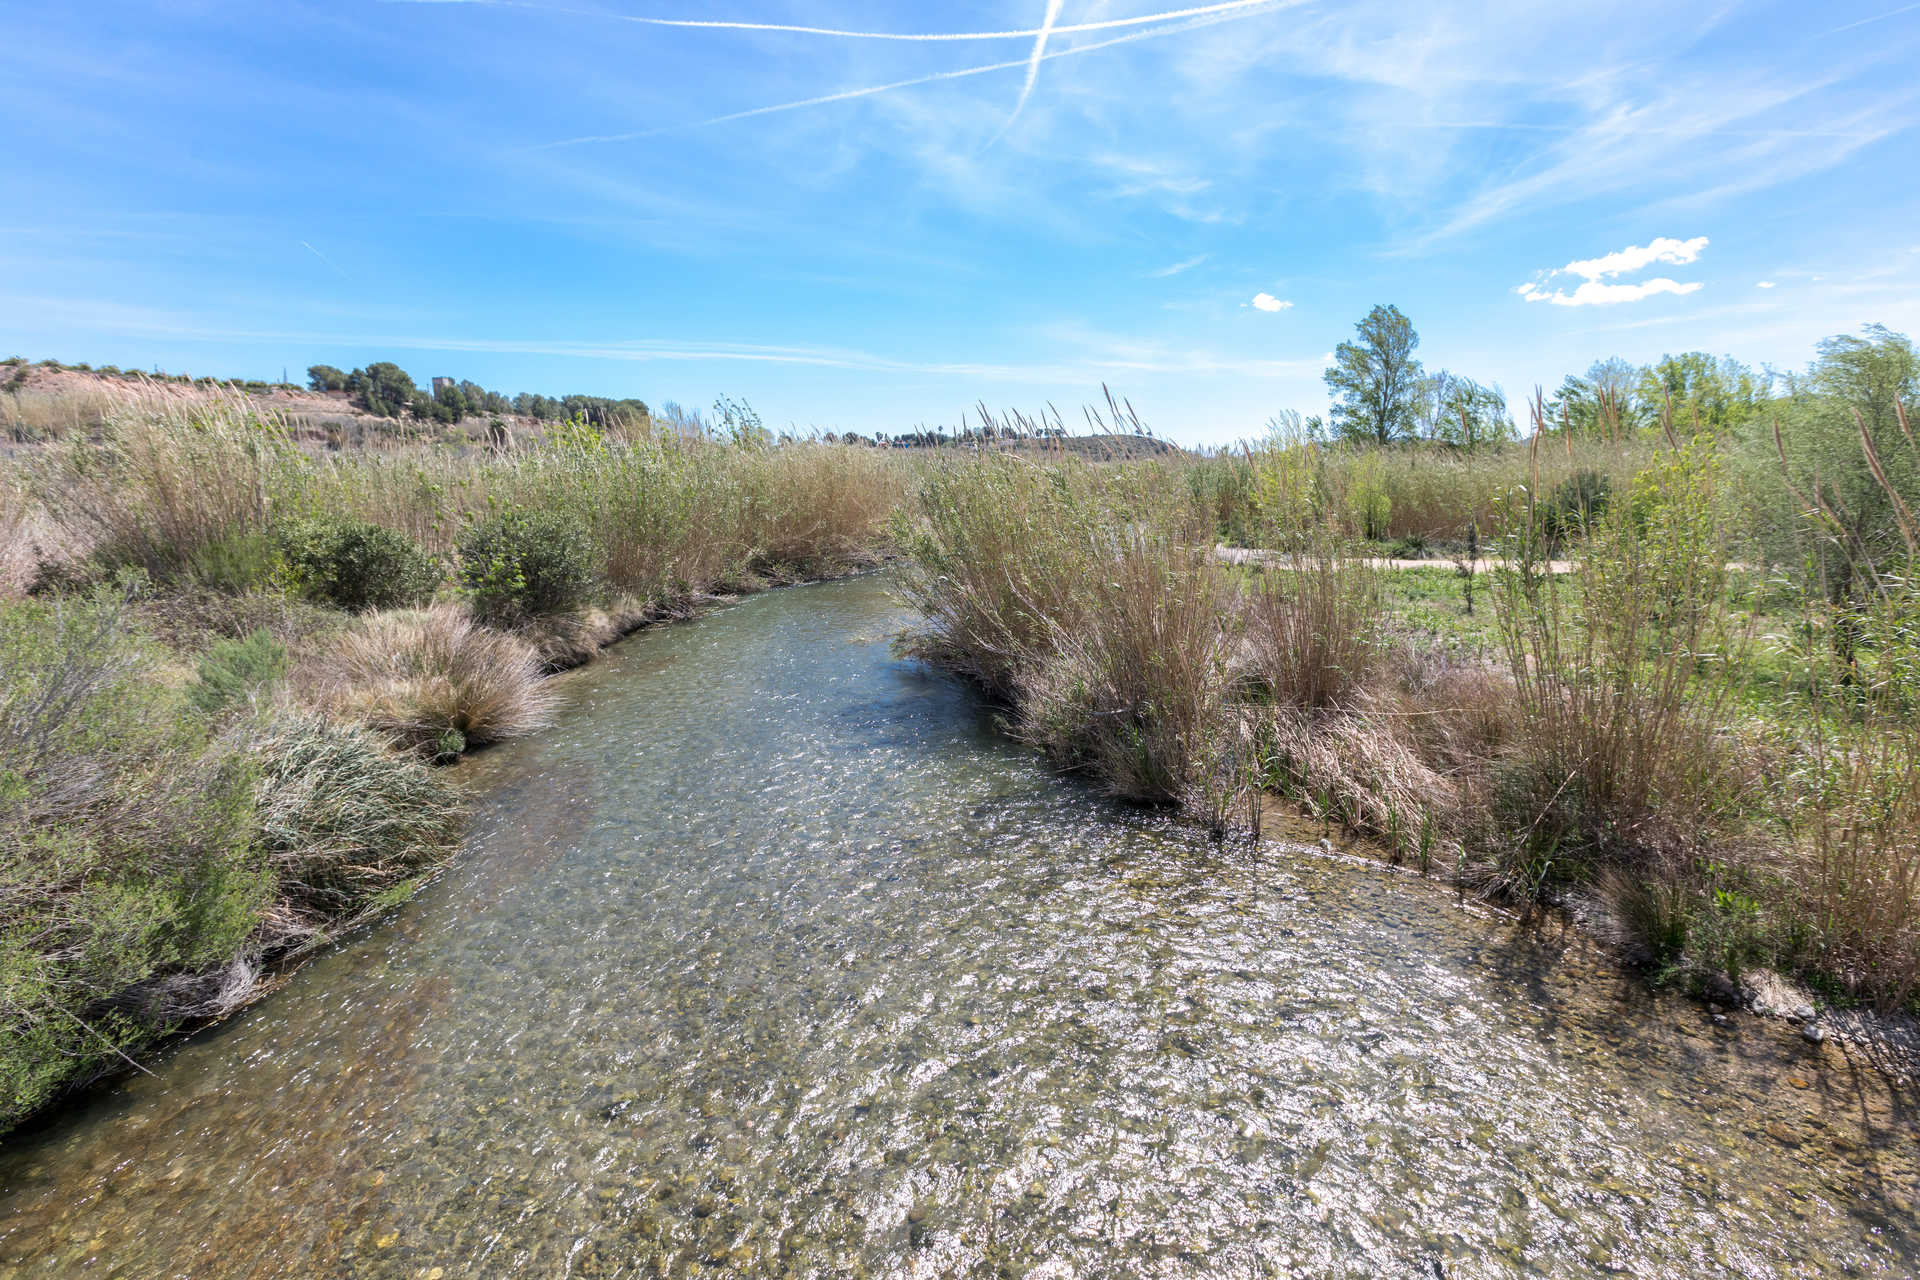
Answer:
top-left (276, 517), bottom-right (440, 613)
top-left (0, 590), bottom-right (268, 1126)
top-left (457, 508), bottom-right (596, 625)
top-left (188, 629), bottom-right (291, 715)
top-left (306, 604), bottom-right (556, 757)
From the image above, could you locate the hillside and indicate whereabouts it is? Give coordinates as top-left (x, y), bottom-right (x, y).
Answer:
top-left (2, 358), bottom-right (1191, 458)
top-left (0, 359), bottom-right (547, 451)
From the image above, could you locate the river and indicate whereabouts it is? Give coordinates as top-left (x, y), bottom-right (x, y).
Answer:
top-left (1, 574), bottom-right (1914, 1277)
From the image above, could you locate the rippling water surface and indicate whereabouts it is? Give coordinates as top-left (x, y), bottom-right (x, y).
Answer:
top-left (2, 574), bottom-right (1916, 1278)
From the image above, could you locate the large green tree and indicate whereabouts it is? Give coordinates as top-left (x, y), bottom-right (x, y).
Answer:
top-left (306, 364), bottom-right (348, 392)
top-left (1324, 304), bottom-right (1423, 445)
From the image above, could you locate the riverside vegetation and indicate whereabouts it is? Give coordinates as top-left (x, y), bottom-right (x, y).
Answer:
top-left (896, 323), bottom-right (1920, 1030)
top-left (2, 320), bottom-right (1916, 1136)
top-left (0, 394), bottom-right (903, 1130)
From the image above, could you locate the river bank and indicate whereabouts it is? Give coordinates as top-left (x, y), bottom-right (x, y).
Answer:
top-left (0, 396), bottom-right (908, 1133)
top-left (3, 573), bottom-right (1913, 1278)
top-left (894, 447), bottom-right (1920, 1042)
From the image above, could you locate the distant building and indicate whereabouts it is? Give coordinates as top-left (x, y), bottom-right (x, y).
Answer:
top-left (431, 376), bottom-right (455, 394)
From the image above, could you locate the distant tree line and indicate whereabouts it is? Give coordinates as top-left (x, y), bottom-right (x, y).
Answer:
top-left (1316, 303), bottom-right (1781, 450)
top-left (308, 362), bottom-right (650, 428)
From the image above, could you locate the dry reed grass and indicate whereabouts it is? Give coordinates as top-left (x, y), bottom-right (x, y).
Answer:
top-left (305, 605), bottom-right (556, 757)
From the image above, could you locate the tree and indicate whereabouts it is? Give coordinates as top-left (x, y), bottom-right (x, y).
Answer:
top-left (1637, 352), bottom-right (1765, 435)
top-left (1420, 374), bottom-right (1515, 448)
top-left (306, 364), bottom-right (348, 392)
top-left (1746, 324), bottom-right (1920, 599)
top-left (434, 381), bottom-right (469, 423)
top-left (347, 362), bottom-right (416, 418)
top-left (1546, 357), bottom-right (1645, 438)
top-left (1325, 304), bottom-right (1423, 445)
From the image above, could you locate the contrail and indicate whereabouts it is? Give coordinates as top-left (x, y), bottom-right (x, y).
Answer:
top-left (528, 0), bottom-right (1301, 149)
top-left (385, 0), bottom-right (1284, 42)
top-left (528, 56), bottom-right (1033, 147)
top-left (990, 0), bottom-right (1066, 144)
top-left (299, 240), bottom-right (349, 278)
top-left (1824, 1), bottom-right (1920, 33)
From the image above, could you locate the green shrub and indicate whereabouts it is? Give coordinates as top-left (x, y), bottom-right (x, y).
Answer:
top-left (457, 508), bottom-right (596, 625)
top-left (0, 590), bottom-right (269, 1126)
top-left (276, 517), bottom-right (440, 613)
top-left (187, 629), bottom-right (290, 714)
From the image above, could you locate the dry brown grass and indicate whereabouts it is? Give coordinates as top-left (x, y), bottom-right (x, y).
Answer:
top-left (23, 393), bottom-right (289, 582)
top-left (1, 386), bottom-right (122, 441)
top-left (1017, 521), bottom-right (1232, 807)
top-left (305, 604), bottom-right (556, 757)
top-left (1237, 540), bottom-right (1383, 712)
top-left (0, 480), bottom-right (42, 599)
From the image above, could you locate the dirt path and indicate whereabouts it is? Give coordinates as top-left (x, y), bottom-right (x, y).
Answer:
top-left (1214, 544), bottom-right (1582, 573)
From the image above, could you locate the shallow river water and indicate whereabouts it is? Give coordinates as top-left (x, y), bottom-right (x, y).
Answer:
top-left (2, 574), bottom-right (1917, 1278)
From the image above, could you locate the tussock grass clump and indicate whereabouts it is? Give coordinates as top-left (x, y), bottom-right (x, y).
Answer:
top-left (1485, 434), bottom-right (1749, 889)
top-left (1240, 538), bottom-right (1383, 712)
top-left (738, 443), bottom-right (904, 576)
top-left (251, 712), bottom-right (462, 938)
top-left (0, 479), bottom-right (42, 600)
top-left (307, 604), bottom-right (556, 758)
top-left (1018, 522), bottom-right (1233, 807)
top-left (895, 455), bottom-right (1112, 700)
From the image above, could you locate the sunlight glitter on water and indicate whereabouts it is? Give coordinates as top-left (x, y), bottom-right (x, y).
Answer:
top-left (1, 575), bottom-right (1914, 1278)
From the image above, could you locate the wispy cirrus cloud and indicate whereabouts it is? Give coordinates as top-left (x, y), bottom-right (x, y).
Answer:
top-left (1149, 254), bottom-right (1208, 277)
top-left (525, 1), bottom-right (1305, 148)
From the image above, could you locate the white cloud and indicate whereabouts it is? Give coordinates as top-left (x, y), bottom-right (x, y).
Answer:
top-left (1757, 279), bottom-right (1777, 288)
top-left (1250, 292), bottom-right (1291, 311)
top-left (1560, 235), bottom-right (1709, 280)
top-left (1516, 235), bottom-right (1710, 306)
top-left (1516, 278), bottom-right (1704, 307)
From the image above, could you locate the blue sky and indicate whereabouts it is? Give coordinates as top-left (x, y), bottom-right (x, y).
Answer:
top-left (2, 0), bottom-right (1916, 445)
